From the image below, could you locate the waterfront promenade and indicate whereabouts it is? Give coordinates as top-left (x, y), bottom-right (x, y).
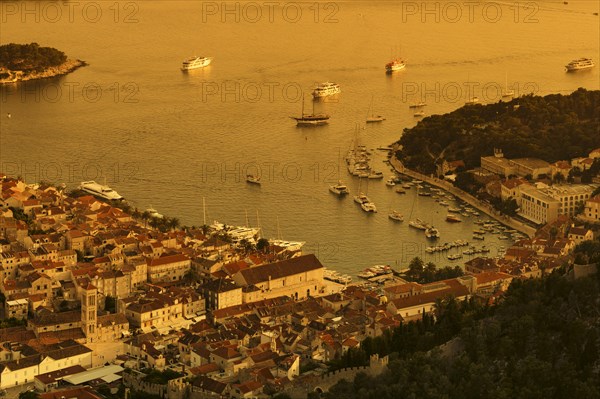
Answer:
top-left (388, 147), bottom-right (537, 238)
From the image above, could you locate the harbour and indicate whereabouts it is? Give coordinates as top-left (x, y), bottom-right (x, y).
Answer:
top-left (1, 0), bottom-right (598, 276)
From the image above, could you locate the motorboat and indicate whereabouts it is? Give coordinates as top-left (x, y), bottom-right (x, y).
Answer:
top-left (329, 181), bottom-right (349, 195)
top-left (388, 210), bottom-right (404, 221)
top-left (181, 56), bottom-right (212, 71)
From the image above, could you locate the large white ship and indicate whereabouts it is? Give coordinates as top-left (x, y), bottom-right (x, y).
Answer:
top-left (181, 56), bottom-right (212, 71)
top-left (565, 58), bottom-right (594, 71)
top-left (79, 181), bottom-right (124, 201)
top-left (312, 82), bottom-right (341, 98)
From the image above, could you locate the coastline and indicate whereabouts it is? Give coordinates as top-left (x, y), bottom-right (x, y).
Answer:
top-left (388, 143), bottom-right (537, 238)
top-left (0, 59), bottom-right (87, 84)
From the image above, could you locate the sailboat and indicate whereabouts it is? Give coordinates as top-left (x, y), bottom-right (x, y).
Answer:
top-left (290, 93), bottom-right (330, 126)
top-left (366, 96), bottom-right (385, 123)
top-left (502, 72), bottom-right (514, 98)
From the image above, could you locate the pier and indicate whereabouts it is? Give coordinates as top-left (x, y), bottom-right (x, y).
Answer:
top-left (388, 145), bottom-right (537, 238)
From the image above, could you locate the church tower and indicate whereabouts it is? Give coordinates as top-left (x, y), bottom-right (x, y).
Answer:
top-left (81, 282), bottom-right (98, 342)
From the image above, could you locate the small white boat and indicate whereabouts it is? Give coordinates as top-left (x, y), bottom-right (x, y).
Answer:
top-left (408, 219), bottom-right (428, 230)
top-left (368, 171), bottom-right (384, 179)
top-left (329, 181), bottom-right (349, 195)
top-left (361, 202), bottom-right (377, 213)
top-left (146, 206), bottom-right (163, 219)
top-left (385, 59), bottom-right (406, 72)
top-left (246, 175), bottom-right (261, 184)
top-left (181, 56), bottom-right (212, 71)
top-left (354, 193), bottom-right (370, 204)
top-left (366, 115), bottom-right (386, 123)
top-left (465, 97), bottom-right (479, 105)
top-left (385, 178), bottom-right (396, 187)
top-left (446, 214), bottom-right (462, 223)
top-left (388, 210), bottom-right (404, 221)
top-left (414, 110), bottom-right (425, 117)
top-left (425, 226), bottom-right (440, 239)
top-left (408, 102), bottom-right (426, 108)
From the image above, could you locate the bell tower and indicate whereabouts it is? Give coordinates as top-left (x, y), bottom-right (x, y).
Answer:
top-left (81, 282), bottom-right (98, 342)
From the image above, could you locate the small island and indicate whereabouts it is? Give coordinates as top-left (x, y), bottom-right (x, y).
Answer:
top-left (0, 42), bottom-right (86, 84)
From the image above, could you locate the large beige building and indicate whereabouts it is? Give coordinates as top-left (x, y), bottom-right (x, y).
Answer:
top-left (519, 185), bottom-right (561, 225)
top-left (232, 254), bottom-right (325, 302)
top-left (481, 150), bottom-right (550, 179)
top-left (519, 184), bottom-right (597, 224)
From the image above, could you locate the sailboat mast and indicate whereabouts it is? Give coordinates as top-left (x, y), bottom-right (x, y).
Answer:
top-left (256, 210), bottom-right (261, 237)
top-left (276, 216), bottom-right (282, 240)
top-left (202, 197), bottom-right (206, 226)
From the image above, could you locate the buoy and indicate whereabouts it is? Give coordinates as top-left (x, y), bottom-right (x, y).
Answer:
top-left (7, 113), bottom-right (11, 118)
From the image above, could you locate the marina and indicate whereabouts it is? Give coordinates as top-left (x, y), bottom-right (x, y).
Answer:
top-left (2, 0), bottom-right (594, 278)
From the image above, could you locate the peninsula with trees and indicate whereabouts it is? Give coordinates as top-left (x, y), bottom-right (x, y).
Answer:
top-left (0, 42), bottom-right (86, 83)
top-left (396, 88), bottom-right (600, 176)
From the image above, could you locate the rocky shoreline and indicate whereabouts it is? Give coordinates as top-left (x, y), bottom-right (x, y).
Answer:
top-left (0, 59), bottom-right (87, 84)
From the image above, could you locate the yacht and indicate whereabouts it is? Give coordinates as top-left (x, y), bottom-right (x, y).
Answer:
top-left (385, 177), bottom-right (396, 187)
top-left (414, 110), bottom-right (425, 117)
top-left (385, 59), bottom-right (406, 72)
top-left (425, 226), bottom-right (440, 239)
top-left (146, 206), bottom-right (163, 219)
top-left (361, 202), bottom-right (377, 213)
top-left (246, 175), bottom-right (261, 184)
top-left (446, 214), bottom-right (462, 223)
top-left (291, 94), bottom-right (330, 126)
top-left (312, 82), bottom-right (341, 98)
top-left (408, 219), bottom-right (428, 230)
top-left (409, 102), bottom-right (427, 108)
top-left (366, 115), bottom-right (386, 123)
top-left (329, 181), bottom-right (349, 195)
top-left (368, 171), bottom-right (384, 179)
top-left (395, 187), bottom-right (406, 194)
top-left (79, 181), bottom-right (123, 201)
top-left (565, 58), bottom-right (594, 71)
top-left (354, 193), bottom-right (370, 204)
top-left (388, 210), bottom-right (404, 221)
top-left (181, 56), bottom-right (212, 71)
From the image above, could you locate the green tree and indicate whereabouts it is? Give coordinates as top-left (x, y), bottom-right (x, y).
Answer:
top-left (256, 238), bottom-right (270, 253)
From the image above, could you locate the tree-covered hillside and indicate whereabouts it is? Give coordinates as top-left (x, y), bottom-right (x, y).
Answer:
top-left (0, 43), bottom-right (67, 72)
top-left (396, 89), bottom-right (600, 175)
top-left (325, 261), bottom-right (600, 399)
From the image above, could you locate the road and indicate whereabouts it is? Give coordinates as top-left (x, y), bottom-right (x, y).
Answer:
top-left (388, 148), bottom-right (537, 238)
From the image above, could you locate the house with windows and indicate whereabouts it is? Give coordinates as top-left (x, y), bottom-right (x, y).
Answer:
top-left (146, 253), bottom-right (191, 283)
top-left (232, 254), bottom-right (325, 302)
